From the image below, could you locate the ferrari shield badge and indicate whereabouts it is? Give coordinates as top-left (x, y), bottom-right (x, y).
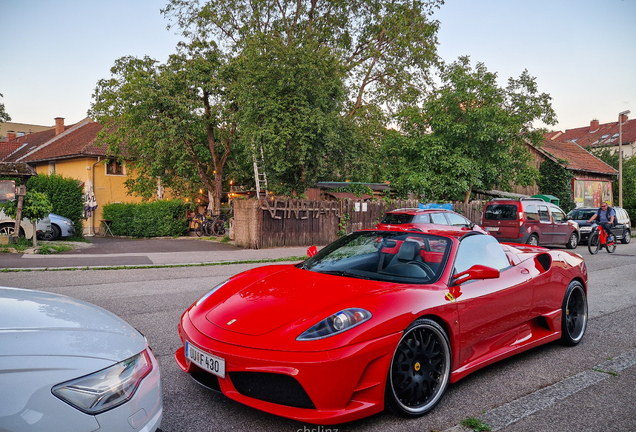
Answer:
top-left (227, 319), bottom-right (237, 325)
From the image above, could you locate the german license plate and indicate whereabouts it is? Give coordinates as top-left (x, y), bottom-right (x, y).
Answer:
top-left (487, 227), bottom-right (499, 232)
top-left (185, 341), bottom-right (226, 378)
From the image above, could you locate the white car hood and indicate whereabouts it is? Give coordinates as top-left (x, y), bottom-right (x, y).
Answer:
top-left (0, 286), bottom-right (145, 362)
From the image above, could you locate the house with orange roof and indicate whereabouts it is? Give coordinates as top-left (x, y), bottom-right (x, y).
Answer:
top-left (554, 116), bottom-right (636, 158)
top-left (1, 117), bottom-right (145, 234)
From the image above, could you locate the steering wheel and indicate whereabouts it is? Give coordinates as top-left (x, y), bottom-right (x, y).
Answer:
top-left (407, 261), bottom-right (436, 279)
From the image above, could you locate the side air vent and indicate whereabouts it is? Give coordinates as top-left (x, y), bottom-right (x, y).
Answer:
top-left (535, 253), bottom-right (552, 272)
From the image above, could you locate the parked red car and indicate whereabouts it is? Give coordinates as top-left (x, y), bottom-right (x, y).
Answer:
top-left (175, 230), bottom-right (588, 424)
top-left (482, 198), bottom-right (579, 248)
top-left (376, 208), bottom-right (487, 236)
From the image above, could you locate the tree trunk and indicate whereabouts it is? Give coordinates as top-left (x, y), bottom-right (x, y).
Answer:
top-left (464, 186), bottom-right (472, 205)
top-left (32, 221), bottom-right (38, 248)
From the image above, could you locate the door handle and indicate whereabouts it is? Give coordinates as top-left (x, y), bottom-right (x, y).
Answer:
top-left (521, 269), bottom-right (530, 275)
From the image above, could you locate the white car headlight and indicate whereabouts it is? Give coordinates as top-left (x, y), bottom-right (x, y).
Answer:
top-left (297, 308), bottom-right (372, 340)
top-left (52, 349), bottom-right (153, 414)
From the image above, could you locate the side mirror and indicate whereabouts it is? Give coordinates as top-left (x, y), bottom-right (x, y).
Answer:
top-left (307, 245), bottom-right (318, 258)
top-left (453, 264), bottom-right (500, 285)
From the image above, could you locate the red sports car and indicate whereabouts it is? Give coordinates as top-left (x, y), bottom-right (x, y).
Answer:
top-left (175, 230), bottom-right (588, 425)
top-left (376, 208), bottom-right (488, 236)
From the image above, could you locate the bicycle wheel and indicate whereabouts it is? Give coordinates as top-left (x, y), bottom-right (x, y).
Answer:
top-left (587, 232), bottom-right (600, 255)
top-left (606, 239), bottom-right (617, 253)
top-left (193, 215), bottom-right (204, 237)
top-left (213, 219), bottom-right (225, 236)
top-left (204, 220), bottom-right (214, 236)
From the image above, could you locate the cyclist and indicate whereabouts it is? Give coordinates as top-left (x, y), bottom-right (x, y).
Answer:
top-left (587, 201), bottom-right (616, 243)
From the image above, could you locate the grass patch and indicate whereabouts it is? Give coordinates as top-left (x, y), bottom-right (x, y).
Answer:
top-left (37, 244), bottom-right (74, 255)
top-left (221, 235), bottom-right (231, 243)
top-left (461, 417), bottom-right (491, 432)
top-left (0, 237), bottom-right (33, 253)
top-left (593, 368), bottom-right (619, 377)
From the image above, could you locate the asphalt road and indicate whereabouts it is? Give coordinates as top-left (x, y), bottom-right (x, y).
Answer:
top-left (1, 241), bottom-right (635, 432)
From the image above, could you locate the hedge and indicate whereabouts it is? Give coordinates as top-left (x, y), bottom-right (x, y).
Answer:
top-left (26, 173), bottom-right (84, 237)
top-left (102, 200), bottom-right (188, 237)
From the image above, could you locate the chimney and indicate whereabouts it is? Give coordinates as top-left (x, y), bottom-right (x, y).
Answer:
top-left (590, 119), bottom-right (599, 132)
top-left (620, 114), bottom-right (629, 124)
top-left (6, 131), bottom-right (16, 141)
top-left (55, 117), bottom-right (65, 135)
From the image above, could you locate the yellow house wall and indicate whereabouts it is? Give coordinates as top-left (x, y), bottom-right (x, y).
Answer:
top-left (34, 157), bottom-right (144, 235)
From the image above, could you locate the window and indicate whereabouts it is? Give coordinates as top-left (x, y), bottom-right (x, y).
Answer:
top-left (485, 204), bottom-right (518, 221)
top-left (454, 235), bottom-right (510, 275)
top-left (551, 208), bottom-right (565, 222)
top-left (430, 213), bottom-right (449, 225)
top-left (48, 161), bottom-right (56, 174)
top-left (381, 213), bottom-right (413, 224)
top-left (413, 214), bottom-right (431, 224)
top-left (447, 213), bottom-right (470, 227)
top-left (538, 206), bottom-right (550, 222)
top-left (106, 160), bottom-right (124, 175)
top-left (525, 205), bottom-right (539, 221)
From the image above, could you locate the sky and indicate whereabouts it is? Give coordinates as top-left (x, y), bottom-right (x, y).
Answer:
top-left (1, 0), bottom-right (635, 132)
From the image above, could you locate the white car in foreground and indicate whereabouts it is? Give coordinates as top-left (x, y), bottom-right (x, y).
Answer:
top-left (0, 287), bottom-right (163, 432)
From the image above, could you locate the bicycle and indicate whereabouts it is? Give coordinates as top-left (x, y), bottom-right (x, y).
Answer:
top-left (192, 213), bottom-right (212, 237)
top-left (587, 223), bottom-right (616, 254)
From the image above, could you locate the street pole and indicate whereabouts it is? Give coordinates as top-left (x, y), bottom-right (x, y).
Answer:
top-left (618, 110), bottom-right (631, 208)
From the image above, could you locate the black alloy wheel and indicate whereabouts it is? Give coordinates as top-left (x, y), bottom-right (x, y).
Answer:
top-left (606, 239), bottom-right (617, 253)
top-left (51, 224), bottom-right (61, 241)
top-left (213, 219), bottom-right (225, 236)
top-left (385, 319), bottom-right (451, 417)
top-left (566, 232), bottom-right (578, 249)
top-left (561, 281), bottom-right (588, 346)
top-left (527, 234), bottom-right (539, 246)
top-left (621, 229), bottom-right (631, 244)
top-left (587, 232), bottom-right (600, 255)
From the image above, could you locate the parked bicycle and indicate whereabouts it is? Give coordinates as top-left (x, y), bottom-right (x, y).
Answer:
top-left (193, 211), bottom-right (229, 237)
top-left (587, 223), bottom-right (616, 254)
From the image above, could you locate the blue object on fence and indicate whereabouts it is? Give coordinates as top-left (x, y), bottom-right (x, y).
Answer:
top-left (419, 203), bottom-right (453, 210)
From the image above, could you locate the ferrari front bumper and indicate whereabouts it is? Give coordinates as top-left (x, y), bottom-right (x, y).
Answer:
top-left (175, 313), bottom-right (401, 425)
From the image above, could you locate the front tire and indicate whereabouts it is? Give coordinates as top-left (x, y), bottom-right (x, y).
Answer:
top-left (385, 319), bottom-right (451, 418)
top-left (527, 234), bottom-right (539, 246)
top-left (561, 281), bottom-right (588, 345)
top-left (621, 229), bottom-right (631, 244)
top-left (565, 232), bottom-right (578, 249)
top-left (606, 240), bottom-right (617, 253)
top-left (587, 232), bottom-right (600, 255)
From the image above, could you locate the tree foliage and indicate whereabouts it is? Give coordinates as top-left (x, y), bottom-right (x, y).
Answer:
top-left (0, 191), bottom-right (53, 246)
top-left (0, 92), bottom-right (10, 124)
top-left (90, 40), bottom-right (236, 213)
top-left (163, 0), bottom-right (444, 115)
top-left (381, 56), bottom-right (557, 201)
top-left (538, 158), bottom-right (575, 213)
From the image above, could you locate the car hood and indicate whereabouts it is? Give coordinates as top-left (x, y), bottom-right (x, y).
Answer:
top-left (0, 287), bottom-right (145, 362)
top-left (203, 266), bottom-right (389, 336)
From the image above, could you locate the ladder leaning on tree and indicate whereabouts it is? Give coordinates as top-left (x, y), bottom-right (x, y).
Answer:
top-left (253, 146), bottom-right (268, 197)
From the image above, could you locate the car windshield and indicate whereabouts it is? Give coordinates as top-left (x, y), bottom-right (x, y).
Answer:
top-left (380, 213), bottom-right (414, 224)
top-left (299, 231), bottom-right (452, 284)
top-left (568, 209), bottom-right (596, 220)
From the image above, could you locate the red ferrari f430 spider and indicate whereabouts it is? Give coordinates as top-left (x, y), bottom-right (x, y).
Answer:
top-left (175, 230), bottom-right (588, 424)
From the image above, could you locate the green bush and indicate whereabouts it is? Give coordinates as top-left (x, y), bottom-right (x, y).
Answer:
top-left (27, 174), bottom-right (84, 236)
top-left (102, 200), bottom-right (188, 237)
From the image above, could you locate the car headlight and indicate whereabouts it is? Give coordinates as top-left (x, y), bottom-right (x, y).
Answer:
top-left (52, 349), bottom-right (153, 414)
top-left (61, 220), bottom-right (72, 226)
top-left (297, 308), bottom-right (372, 341)
top-left (195, 279), bottom-right (229, 306)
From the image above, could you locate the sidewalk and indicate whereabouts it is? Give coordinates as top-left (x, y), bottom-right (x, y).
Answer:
top-left (0, 237), bottom-right (309, 270)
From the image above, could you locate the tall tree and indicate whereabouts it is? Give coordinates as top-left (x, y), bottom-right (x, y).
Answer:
top-left (0, 93), bottom-right (10, 124)
top-left (163, 0), bottom-right (444, 115)
top-left (90, 40), bottom-right (236, 214)
top-left (382, 56), bottom-right (557, 202)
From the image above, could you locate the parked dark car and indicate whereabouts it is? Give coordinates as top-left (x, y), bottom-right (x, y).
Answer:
top-left (567, 206), bottom-right (631, 244)
top-left (482, 198), bottom-right (579, 249)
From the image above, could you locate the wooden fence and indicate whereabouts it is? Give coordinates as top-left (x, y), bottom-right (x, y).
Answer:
top-left (233, 197), bottom-right (485, 249)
